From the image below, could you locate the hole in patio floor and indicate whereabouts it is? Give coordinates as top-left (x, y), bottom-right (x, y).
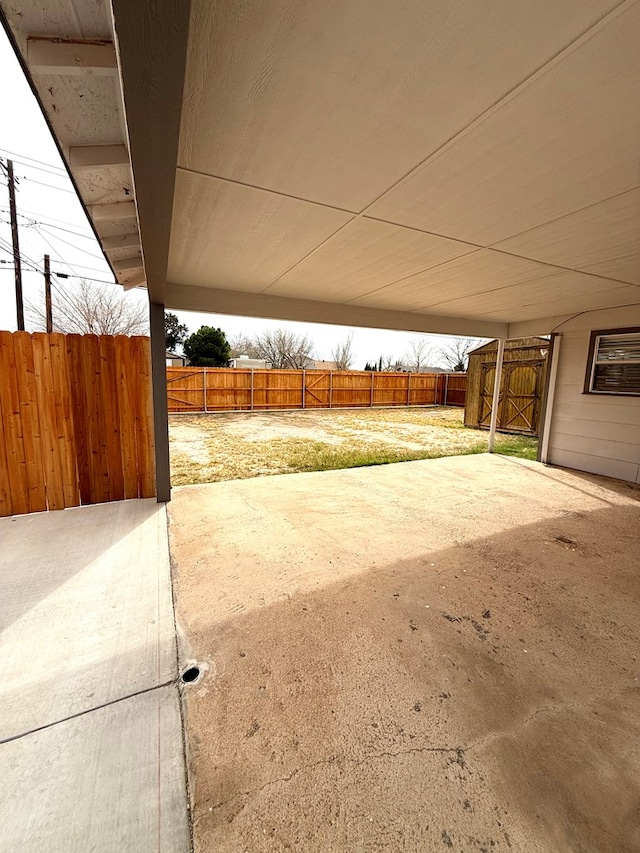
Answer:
top-left (181, 666), bottom-right (201, 684)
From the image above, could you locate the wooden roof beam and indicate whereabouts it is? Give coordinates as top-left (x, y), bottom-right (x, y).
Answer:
top-left (69, 144), bottom-right (129, 169)
top-left (112, 255), bottom-right (143, 273)
top-left (27, 37), bottom-right (117, 76)
top-left (89, 201), bottom-right (137, 222)
top-left (123, 271), bottom-right (147, 291)
top-left (102, 232), bottom-right (140, 251)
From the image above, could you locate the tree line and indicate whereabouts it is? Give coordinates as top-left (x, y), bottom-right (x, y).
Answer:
top-left (25, 280), bottom-right (475, 371)
top-left (166, 313), bottom-right (475, 371)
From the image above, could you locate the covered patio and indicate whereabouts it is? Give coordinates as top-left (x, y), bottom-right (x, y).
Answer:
top-left (1, 0), bottom-right (639, 849)
top-left (170, 454), bottom-right (640, 852)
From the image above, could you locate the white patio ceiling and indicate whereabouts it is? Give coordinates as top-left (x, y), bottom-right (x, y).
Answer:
top-left (2, 0), bottom-right (640, 337)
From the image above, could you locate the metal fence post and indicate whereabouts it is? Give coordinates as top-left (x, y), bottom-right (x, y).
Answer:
top-left (203, 367), bottom-right (207, 413)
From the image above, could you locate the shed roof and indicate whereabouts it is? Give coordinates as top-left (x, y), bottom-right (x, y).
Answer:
top-left (468, 337), bottom-right (551, 356)
top-left (2, 1), bottom-right (639, 337)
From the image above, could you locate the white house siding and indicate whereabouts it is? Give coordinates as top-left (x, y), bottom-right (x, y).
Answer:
top-left (548, 306), bottom-right (640, 484)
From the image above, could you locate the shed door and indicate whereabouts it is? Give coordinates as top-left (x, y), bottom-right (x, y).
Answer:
top-left (478, 360), bottom-right (545, 435)
top-left (501, 361), bottom-right (544, 433)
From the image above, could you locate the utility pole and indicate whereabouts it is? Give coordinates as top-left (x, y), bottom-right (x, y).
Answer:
top-left (44, 254), bottom-right (53, 333)
top-left (5, 159), bottom-right (25, 330)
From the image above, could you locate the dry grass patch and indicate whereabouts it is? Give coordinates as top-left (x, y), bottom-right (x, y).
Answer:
top-left (169, 407), bottom-right (538, 485)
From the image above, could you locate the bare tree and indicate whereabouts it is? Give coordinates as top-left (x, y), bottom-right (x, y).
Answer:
top-left (439, 337), bottom-right (478, 372)
top-left (332, 332), bottom-right (355, 370)
top-left (229, 333), bottom-right (260, 359)
top-left (253, 328), bottom-right (314, 368)
top-left (27, 278), bottom-right (148, 336)
top-left (404, 336), bottom-right (433, 372)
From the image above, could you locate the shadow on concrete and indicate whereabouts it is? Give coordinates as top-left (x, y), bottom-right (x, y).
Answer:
top-left (175, 499), bottom-right (640, 852)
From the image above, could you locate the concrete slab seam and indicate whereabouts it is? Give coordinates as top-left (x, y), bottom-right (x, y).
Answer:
top-left (0, 679), bottom-right (176, 747)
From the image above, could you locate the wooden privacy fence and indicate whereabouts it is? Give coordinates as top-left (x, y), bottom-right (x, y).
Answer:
top-left (167, 367), bottom-right (467, 413)
top-left (0, 332), bottom-right (155, 518)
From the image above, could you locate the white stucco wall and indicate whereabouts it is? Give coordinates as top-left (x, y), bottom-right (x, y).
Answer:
top-left (548, 306), bottom-right (640, 484)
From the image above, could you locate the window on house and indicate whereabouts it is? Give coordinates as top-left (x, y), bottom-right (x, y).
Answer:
top-left (584, 328), bottom-right (640, 396)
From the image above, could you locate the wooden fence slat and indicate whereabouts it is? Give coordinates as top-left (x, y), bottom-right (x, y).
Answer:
top-left (99, 336), bottom-right (125, 502)
top-left (0, 331), bottom-right (30, 516)
top-left (80, 335), bottom-right (110, 504)
top-left (0, 370), bottom-right (12, 517)
top-left (66, 334), bottom-right (92, 505)
top-left (12, 333), bottom-right (48, 513)
top-left (31, 333), bottom-right (66, 511)
top-left (115, 335), bottom-right (140, 499)
top-left (48, 333), bottom-right (80, 508)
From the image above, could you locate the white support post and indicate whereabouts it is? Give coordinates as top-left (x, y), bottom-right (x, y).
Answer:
top-left (488, 338), bottom-right (506, 453)
top-left (539, 334), bottom-right (561, 464)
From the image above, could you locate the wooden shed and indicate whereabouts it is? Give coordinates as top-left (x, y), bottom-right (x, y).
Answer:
top-left (464, 338), bottom-right (550, 435)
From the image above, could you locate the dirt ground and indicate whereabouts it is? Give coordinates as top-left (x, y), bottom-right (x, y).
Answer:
top-left (169, 454), bottom-right (640, 853)
top-left (169, 407), bottom-right (536, 485)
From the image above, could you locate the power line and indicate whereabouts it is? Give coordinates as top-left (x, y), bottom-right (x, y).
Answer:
top-left (34, 223), bottom-right (107, 261)
top-left (16, 174), bottom-right (75, 194)
top-left (32, 225), bottom-right (111, 275)
top-left (1, 156), bottom-right (68, 179)
top-left (0, 148), bottom-right (66, 174)
top-left (0, 206), bottom-right (93, 233)
top-left (0, 215), bottom-right (96, 241)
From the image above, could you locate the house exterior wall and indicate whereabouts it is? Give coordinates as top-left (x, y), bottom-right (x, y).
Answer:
top-left (548, 306), bottom-right (640, 484)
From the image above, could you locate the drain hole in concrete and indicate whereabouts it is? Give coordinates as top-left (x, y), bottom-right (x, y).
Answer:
top-left (181, 666), bottom-right (201, 684)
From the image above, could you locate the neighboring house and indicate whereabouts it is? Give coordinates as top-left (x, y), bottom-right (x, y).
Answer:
top-left (229, 355), bottom-right (272, 369)
top-left (390, 362), bottom-right (446, 373)
top-left (308, 359), bottom-right (338, 370)
top-left (166, 351), bottom-right (186, 367)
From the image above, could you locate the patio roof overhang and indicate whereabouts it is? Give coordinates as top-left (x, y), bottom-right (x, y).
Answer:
top-left (2, 0), bottom-right (639, 339)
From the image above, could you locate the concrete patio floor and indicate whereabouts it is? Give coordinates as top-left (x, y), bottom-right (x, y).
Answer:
top-left (169, 454), bottom-right (640, 853)
top-left (0, 499), bottom-right (190, 853)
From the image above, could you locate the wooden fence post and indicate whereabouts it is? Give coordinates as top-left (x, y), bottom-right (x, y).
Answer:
top-left (250, 369), bottom-right (254, 411)
top-left (444, 373), bottom-right (449, 406)
top-left (302, 369), bottom-right (306, 409)
top-left (407, 372), bottom-right (411, 407)
top-left (203, 367), bottom-right (207, 413)
top-left (370, 371), bottom-right (375, 407)
top-left (329, 371), bottom-right (333, 408)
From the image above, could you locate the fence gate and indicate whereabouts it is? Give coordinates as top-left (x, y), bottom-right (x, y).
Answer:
top-left (478, 360), bottom-right (545, 435)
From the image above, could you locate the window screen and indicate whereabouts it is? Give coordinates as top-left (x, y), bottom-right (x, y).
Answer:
top-left (586, 329), bottom-right (640, 396)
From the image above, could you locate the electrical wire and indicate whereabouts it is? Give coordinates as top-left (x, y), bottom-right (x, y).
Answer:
top-left (0, 155), bottom-right (68, 179)
top-left (15, 174), bottom-right (75, 194)
top-left (32, 224), bottom-right (107, 262)
top-left (0, 207), bottom-right (93, 234)
top-left (0, 149), bottom-right (66, 173)
top-left (0, 215), bottom-right (96, 241)
top-left (31, 226), bottom-right (108, 277)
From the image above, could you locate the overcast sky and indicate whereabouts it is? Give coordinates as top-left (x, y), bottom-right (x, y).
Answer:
top-left (0, 29), bottom-right (485, 369)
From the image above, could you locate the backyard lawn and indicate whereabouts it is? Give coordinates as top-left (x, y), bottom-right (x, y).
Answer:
top-left (169, 406), bottom-right (538, 486)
